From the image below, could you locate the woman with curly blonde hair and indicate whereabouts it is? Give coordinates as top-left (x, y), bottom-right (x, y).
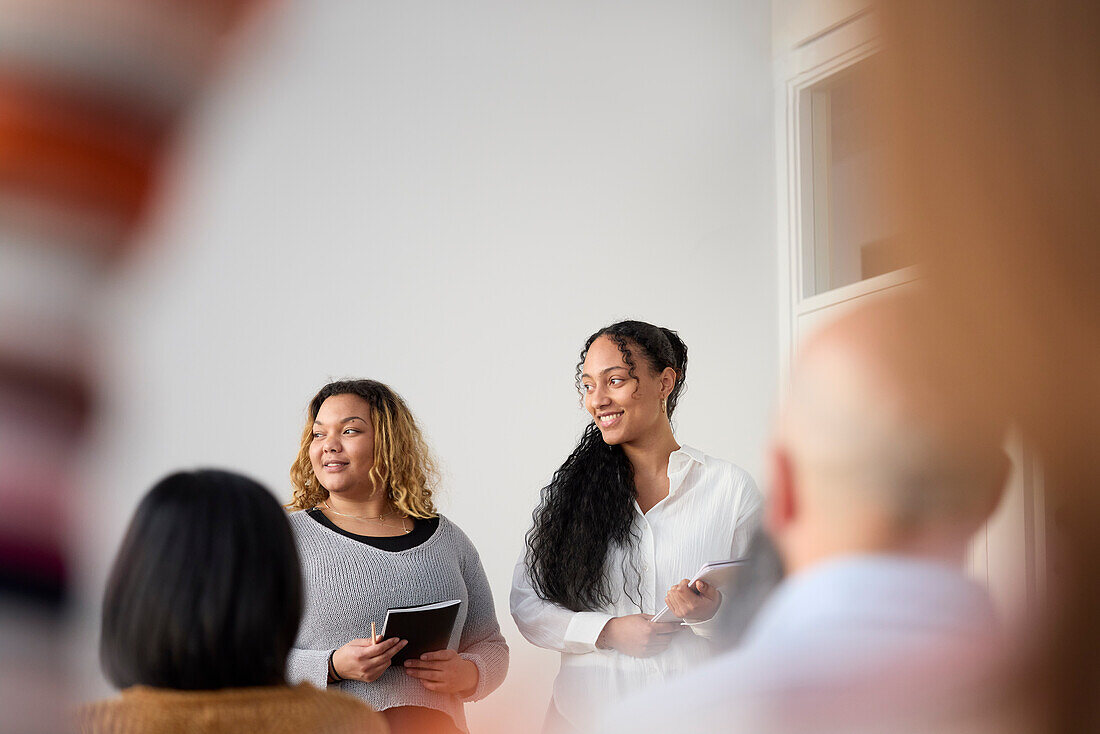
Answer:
top-left (285, 380), bottom-right (508, 734)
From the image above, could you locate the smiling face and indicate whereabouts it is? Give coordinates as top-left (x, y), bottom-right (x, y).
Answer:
top-left (580, 335), bottom-right (675, 446)
top-left (308, 393), bottom-right (377, 497)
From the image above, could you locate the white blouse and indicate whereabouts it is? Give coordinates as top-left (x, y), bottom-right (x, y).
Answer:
top-left (510, 444), bottom-right (763, 730)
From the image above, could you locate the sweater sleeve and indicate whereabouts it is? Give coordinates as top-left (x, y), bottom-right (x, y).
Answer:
top-left (509, 552), bottom-right (612, 654)
top-left (286, 645), bottom-right (332, 689)
top-left (451, 526), bottom-right (510, 703)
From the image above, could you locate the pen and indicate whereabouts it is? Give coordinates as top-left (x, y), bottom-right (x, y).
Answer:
top-left (371, 621), bottom-right (377, 640)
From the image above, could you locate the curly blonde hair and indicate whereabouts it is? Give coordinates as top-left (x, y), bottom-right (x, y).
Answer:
top-left (287, 380), bottom-right (438, 518)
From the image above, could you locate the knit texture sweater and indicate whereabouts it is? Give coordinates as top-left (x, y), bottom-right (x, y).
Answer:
top-left (287, 512), bottom-right (508, 732)
top-left (78, 682), bottom-right (387, 734)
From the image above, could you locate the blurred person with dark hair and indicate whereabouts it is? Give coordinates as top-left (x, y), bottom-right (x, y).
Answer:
top-left (600, 295), bottom-right (1010, 733)
top-left (285, 380), bottom-right (508, 734)
top-left (79, 469), bottom-right (386, 734)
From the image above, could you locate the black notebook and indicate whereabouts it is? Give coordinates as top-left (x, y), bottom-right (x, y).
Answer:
top-left (380, 599), bottom-right (462, 666)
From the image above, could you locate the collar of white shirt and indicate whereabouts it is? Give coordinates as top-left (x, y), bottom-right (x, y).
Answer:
top-left (665, 444), bottom-right (706, 498)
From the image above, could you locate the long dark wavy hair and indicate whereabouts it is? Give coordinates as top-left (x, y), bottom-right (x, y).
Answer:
top-left (525, 320), bottom-right (688, 612)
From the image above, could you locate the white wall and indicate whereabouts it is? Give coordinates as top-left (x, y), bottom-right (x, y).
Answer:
top-left (74, 1), bottom-right (776, 730)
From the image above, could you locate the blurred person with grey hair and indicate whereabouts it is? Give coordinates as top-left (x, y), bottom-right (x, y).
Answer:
top-left (597, 294), bottom-right (1011, 734)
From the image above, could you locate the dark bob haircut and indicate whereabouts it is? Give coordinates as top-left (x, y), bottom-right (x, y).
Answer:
top-left (100, 469), bottom-right (302, 690)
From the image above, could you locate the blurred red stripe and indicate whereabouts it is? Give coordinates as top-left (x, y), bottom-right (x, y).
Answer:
top-left (0, 132), bottom-right (157, 245)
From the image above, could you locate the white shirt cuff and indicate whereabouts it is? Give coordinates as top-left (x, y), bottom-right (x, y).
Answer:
top-left (683, 616), bottom-right (717, 639)
top-left (563, 611), bottom-right (614, 653)
top-left (683, 590), bottom-right (723, 639)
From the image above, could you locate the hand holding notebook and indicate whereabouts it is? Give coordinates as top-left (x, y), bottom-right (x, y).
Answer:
top-left (379, 599), bottom-right (462, 666)
top-left (652, 559), bottom-right (747, 623)
top-left (403, 647), bottom-right (480, 695)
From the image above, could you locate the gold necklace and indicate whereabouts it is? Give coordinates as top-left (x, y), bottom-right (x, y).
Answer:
top-left (321, 501), bottom-right (412, 534)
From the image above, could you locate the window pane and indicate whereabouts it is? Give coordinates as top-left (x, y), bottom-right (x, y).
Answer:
top-left (802, 55), bottom-right (907, 298)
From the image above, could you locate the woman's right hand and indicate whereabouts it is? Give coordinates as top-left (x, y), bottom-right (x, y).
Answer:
top-left (595, 614), bottom-right (682, 658)
top-left (332, 635), bottom-right (409, 682)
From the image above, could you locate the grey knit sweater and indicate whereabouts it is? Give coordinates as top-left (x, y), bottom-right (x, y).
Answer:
top-left (286, 511), bottom-right (509, 732)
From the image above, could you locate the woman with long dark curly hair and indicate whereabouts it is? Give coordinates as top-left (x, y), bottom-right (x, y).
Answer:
top-left (510, 320), bottom-right (764, 733)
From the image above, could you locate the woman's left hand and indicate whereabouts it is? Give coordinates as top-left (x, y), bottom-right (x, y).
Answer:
top-left (664, 579), bottom-right (722, 622)
top-left (403, 649), bottom-right (479, 695)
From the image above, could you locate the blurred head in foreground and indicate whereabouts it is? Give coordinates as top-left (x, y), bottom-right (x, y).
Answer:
top-left (88, 470), bottom-right (385, 734)
top-left (769, 294), bottom-right (1008, 575)
top-left (600, 294), bottom-right (1011, 734)
top-left (100, 469), bottom-right (301, 689)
